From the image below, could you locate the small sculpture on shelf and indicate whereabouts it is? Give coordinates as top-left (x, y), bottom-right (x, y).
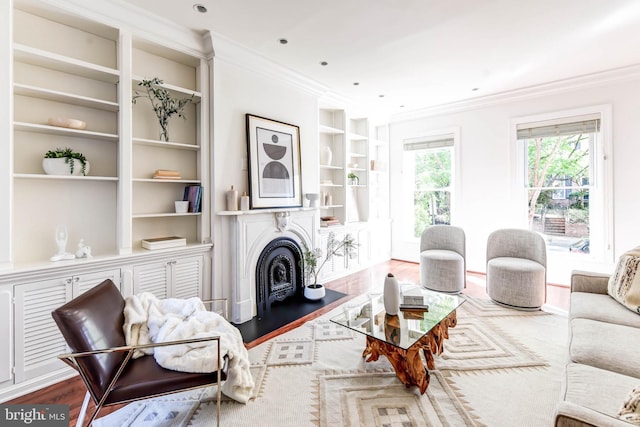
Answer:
top-left (75, 239), bottom-right (92, 259)
top-left (50, 226), bottom-right (75, 262)
top-left (132, 77), bottom-right (194, 142)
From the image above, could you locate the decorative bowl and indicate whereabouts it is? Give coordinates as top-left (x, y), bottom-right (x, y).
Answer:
top-left (47, 117), bottom-right (87, 130)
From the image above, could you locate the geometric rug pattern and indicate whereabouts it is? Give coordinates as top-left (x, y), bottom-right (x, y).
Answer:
top-left (318, 370), bottom-right (483, 427)
top-left (457, 296), bottom-right (550, 317)
top-left (96, 294), bottom-right (568, 427)
top-left (265, 340), bottom-right (315, 366)
top-left (436, 318), bottom-right (547, 371)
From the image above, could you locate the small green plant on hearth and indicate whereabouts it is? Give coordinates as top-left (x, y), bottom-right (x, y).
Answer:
top-left (44, 147), bottom-right (88, 175)
top-left (132, 77), bottom-right (194, 142)
top-left (300, 234), bottom-right (357, 286)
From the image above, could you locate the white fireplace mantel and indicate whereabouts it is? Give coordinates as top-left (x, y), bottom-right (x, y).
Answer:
top-left (217, 208), bottom-right (319, 323)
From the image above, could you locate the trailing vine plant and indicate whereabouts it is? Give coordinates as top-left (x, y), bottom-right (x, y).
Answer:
top-left (44, 147), bottom-right (88, 175)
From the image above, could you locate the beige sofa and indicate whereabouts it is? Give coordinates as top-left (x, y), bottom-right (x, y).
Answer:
top-left (554, 270), bottom-right (640, 426)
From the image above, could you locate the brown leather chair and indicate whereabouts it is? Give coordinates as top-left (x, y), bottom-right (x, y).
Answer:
top-left (52, 279), bottom-right (225, 427)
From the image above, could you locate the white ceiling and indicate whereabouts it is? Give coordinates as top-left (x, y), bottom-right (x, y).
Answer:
top-left (120, 0), bottom-right (640, 115)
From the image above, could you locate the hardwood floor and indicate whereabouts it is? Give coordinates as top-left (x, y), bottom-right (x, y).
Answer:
top-left (7, 259), bottom-right (569, 426)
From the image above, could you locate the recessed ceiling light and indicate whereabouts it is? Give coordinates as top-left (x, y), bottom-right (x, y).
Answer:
top-left (320, 61), bottom-right (328, 66)
top-left (353, 82), bottom-right (359, 86)
top-left (278, 38), bottom-right (288, 45)
top-left (193, 4), bottom-right (207, 13)
top-left (472, 87), bottom-right (479, 91)
top-left (379, 94), bottom-right (385, 98)
top-left (399, 105), bottom-right (405, 108)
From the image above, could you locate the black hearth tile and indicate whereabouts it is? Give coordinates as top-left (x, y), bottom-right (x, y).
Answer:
top-left (233, 289), bottom-right (347, 343)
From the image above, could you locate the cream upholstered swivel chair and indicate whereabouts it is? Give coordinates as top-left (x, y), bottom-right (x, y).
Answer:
top-left (420, 225), bottom-right (466, 293)
top-left (486, 228), bottom-right (547, 310)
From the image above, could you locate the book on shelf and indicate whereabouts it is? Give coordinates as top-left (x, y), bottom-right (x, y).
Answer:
top-left (141, 236), bottom-right (187, 250)
top-left (320, 216), bottom-right (341, 227)
top-left (153, 169), bottom-right (181, 179)
top-left (183, 185), bottom-right (203, 213)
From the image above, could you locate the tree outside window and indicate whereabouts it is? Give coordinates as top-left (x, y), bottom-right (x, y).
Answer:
top-left (403, 138), bottom-right (453, 238)
top-left (520, 119), bottom-right (597, 255)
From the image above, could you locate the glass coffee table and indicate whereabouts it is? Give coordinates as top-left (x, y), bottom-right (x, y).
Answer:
top-left (331, 286), bottom-right (465, 394)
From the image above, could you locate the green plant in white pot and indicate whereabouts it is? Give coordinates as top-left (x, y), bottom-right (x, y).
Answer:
top-left (132, 77), bottom-right (194, 142)
top-left (43, 147), bottom-right (89, 176)
top-left (301, 234), bottom-right (357, 300)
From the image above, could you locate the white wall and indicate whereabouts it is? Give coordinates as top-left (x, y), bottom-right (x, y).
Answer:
top-left (389, 73), bottom-right (640, 285)
top-left (211, 54), bottom-right (320, 297)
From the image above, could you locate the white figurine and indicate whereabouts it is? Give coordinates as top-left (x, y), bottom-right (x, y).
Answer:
top-left (50, 226), bottom-right (75, 262)
top-left (75, 239), bottom-right (92, 259)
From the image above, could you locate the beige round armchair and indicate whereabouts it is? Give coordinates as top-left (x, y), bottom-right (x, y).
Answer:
top-left (420, 225), bottom-right (466, 293)
top-left (486, 228), bottom-right (547, 310)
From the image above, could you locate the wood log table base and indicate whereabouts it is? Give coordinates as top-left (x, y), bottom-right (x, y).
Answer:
top-left (362, 311), bottom-right (457, 394)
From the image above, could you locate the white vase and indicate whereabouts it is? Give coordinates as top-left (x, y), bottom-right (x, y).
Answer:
top-left (383, 273), bottom-right (400, 315)
top-left (42, 158), bottom-right (90, 176)
top-left (320, 146), bottom-right (332, 166)
top-left (304, 284), bottom-right (326, 300)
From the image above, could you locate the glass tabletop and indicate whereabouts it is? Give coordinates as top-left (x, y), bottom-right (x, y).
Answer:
top-left (330, 285), bottom-right (466, 350)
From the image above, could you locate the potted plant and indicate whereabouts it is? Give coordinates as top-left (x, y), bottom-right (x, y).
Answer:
top-left (43, 147), bottom-right (89, 176)
top-left (347, 172), bottom-right (359, 185)
top-left (301, 234), bottom-right (357, 300)
top-left (132, 77), bottom-right (194, 142)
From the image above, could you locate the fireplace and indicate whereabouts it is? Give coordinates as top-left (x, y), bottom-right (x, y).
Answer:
top-left (218, 208), bottom-right (319, 324)
top-left (255, 237), bottom-right (304, 319)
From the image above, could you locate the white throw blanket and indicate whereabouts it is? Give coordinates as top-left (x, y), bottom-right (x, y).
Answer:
top-left (122, 293), bottom-right (254, 403)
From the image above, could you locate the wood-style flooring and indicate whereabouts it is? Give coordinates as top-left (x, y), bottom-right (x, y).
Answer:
top-left (6, 259), bottom-right (569, 426)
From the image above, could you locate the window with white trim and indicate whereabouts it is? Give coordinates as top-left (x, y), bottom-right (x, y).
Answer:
top-left (401, 135), bottom-right (454, 239)
top-left (516, 110), bottom-right (611, 260)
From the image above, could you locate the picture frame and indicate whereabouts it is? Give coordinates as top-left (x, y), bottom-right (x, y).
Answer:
top-left (245, 114), bottom-right (302, 209)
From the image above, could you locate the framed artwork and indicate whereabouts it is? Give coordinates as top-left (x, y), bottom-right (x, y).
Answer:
top-left (245, 114), bottom-right (302, 209)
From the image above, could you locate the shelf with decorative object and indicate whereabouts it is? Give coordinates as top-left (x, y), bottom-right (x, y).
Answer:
top-left (129, 36), bottom-right (209, 251)
top-left (14, 121), bottom-right (118, 141)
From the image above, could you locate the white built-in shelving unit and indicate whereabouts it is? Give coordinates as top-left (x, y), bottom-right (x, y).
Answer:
top-left (0, 0), bottom-right (213, 402)
top-left (317, 105), bottom-right (391, 282)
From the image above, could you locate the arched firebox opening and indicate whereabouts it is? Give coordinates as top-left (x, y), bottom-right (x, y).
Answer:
top-left (255, 237), bottom-right (304, 319)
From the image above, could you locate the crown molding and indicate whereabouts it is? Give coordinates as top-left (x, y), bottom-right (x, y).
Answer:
top-left (208, 32), bottom-right (329, 98)
top-left (390, 63), bottom-right (640, 123)
top-left (28, 0), bottom-right (209, 57)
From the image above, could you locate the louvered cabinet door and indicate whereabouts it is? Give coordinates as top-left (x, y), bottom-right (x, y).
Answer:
top-left (14, 278), bottom-right (72, 383)
top-left (71, 269), bottom-right (121, 296)
top-left (171, 255), bottom-right (203, 299)
top-left (132, 261), bottom-right (171, 299)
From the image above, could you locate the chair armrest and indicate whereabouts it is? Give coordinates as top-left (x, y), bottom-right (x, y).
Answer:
top-left (570, 270), bottom-right (610, 294)
top-left (58, 335), bottom-right (221, 361)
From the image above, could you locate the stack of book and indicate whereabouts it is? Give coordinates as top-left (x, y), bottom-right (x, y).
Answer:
top-left (153, 169), bottom-right (181, 179)
top-left (141, 236), bottom-right (187, 250)
top-left (400, 288), bottom-right (429, 316)
top-left (320, 216), bottom-right (340, 227)
top-left (183, 185), bottom-right (203, 213)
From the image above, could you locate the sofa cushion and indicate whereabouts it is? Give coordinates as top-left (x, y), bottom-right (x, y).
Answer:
top-left (569, 318), bottom-right (640, 378)
top-left (608, 247), bottom-right (640, 315)
top-left (570, 292), bottom-right (640, 328)
top-left (557, 363), bottom-right (640, 426)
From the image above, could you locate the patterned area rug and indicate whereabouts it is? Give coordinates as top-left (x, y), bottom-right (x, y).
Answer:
top-left (95, 294), bottom-right (567, 426)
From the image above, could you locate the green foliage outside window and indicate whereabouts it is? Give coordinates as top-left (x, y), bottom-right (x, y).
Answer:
top-left (412, 149), bottom-right (451, 237)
